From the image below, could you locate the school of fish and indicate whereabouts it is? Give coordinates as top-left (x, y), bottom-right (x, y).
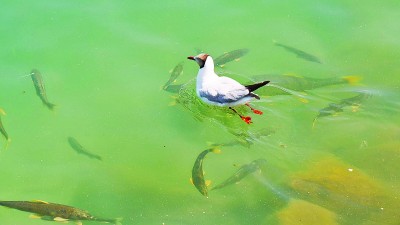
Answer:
top-left (0, 69), bottom-right (118, 224)
top-left (162, 46), bottom-right (370, 197)
top-left (0, 43), bottom-right (370, 225)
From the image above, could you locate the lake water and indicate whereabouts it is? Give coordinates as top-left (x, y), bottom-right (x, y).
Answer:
top-left (1, 1), bottom-right (400, 225)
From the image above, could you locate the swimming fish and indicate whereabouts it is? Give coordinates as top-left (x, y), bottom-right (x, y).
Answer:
top-left (164, 84), bottom-right (184, 94)
top-left (0, 200), bottom-right (121, 225)
top-left (313, 92), bottom-right (372, 126)
top-left (163, 62), bottom-right (184, 90)
top-left (0, 108), bottom-right (11, 149)
top-left (211, 158), bottom-right (267, 191)
top-left (68, 137), bottom-right (102, 161)
top-left (30, 69), bottom-right (56, 110)
top-left (210, 127), bottom-right (276, 148)
top-left (191, 148), bottom-right (221, 197)
top-left (250, 74), bottom-right (361, 96)
top-left (214, 49), bottom-right (249, 67)
top-left (0, 116), bottom-right (9, 141)
top-left (274, 41), bottom-right (322, 64)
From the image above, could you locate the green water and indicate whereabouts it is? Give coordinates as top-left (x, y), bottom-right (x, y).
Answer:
top-left (1, 1), bottom-right (400, 225)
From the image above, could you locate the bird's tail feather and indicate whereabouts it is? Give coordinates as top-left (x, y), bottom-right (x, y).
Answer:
top-left (245, 81), bottom-right (270, 92)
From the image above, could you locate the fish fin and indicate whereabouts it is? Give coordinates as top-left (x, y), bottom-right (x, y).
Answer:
top-left (29, 214), bottom-right (42, 219)
top-left (45, 102), bottom-right (56, 111)
top-left (351, 105), bottom-right (360, 112)
top-left (75, 221), bottom-right (83, 225)
top-left (207, 142), bottom-right (223, 148)
top-left (31, 200), bottom-right (49, 204)
top-left (206, 141), bottom-right (216, 146)
top-left (283, 72), bottom-right (303, 78)
top-left (297, 97), bottom-right (309, 103)
top-left (2, 138), bottom-right (11, 150)
top-left (342, 76), bottom-right (362, 85)
top-left (53, 217), bottom-right (69, 222)
top-left (205, 180), bottom-right (212, 187)
top-left (168, 100), bottom-right (177, 106)
top-left (210, 148), bottom-right (221, 154)
top-left (190, 178), bottom-right (194, 185)
top-left (312, 118), bottom-right (318, 128)
top-left (114, 218), bottom-right (123, 225)
top-left (0, 108), bottom-right (5, 116)
top-left (279, 143), bottom-right (287, 148)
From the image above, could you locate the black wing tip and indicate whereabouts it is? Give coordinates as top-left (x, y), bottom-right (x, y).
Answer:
top-left (245, 80), bottom-right (270, 92)
top-left (261, 80), bottom-right (270, 85)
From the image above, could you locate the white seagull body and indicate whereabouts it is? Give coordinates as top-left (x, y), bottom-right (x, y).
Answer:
top-left (188, 53), bottom-right (269, 124)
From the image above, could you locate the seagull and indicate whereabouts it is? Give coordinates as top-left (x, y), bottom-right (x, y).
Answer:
top-left (187, 53), bottom-right (270, 124)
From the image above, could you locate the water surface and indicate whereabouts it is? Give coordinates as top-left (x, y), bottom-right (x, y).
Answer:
top-left (1, 1), bottom-right (399, 225)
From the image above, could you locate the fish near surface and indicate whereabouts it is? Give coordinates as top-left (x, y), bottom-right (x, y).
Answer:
top-left (0, 115), bottom-right (9, 141)
top-left (68, 137), bottom-right (102, 161)
top-left (0, 110), bottom-right (11, 149)
top-left (164, 84), bottom-right (184, 94)
top-left (274, 41), bottom-right (322, 64)
top-left (163, 62), bottom-right (184, 90)
top-left (250, 74), bottom-right (361, 96)
top-left (313, 91), bottom-right (372, 126)
top-left (192, 148), bottom-right (221, 197)
top-left (30, 69), bottom-right (56, 110)
top-left (214, 48), bottom-right (249, 67)
top-left (0, 200), bottom-right (121, 225)
top-left (211, 158), bottom-right (267, 191)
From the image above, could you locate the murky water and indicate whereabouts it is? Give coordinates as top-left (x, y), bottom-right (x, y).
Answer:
top-left (1, 1), bottom-right (399, 225)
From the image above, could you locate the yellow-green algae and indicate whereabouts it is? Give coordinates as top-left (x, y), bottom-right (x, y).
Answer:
top-left (289, 156), bottom-right (400, 224)
top-left (277, 199), bottom-right (338, 225)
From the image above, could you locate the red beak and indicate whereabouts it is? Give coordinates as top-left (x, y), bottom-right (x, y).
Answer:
top-left (187, 56), bottom-right (195, 60)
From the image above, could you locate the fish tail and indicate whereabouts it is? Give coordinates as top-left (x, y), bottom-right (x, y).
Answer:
top-left (210, 148), bottom-right (221, 154)
top-left (342, 76), bottom-right (362, 85)
top-left (114, 217), bottom-right (123, 225)
top-left (44, 102), bottom-right (56, 110)
top-left (312, 118), bottom-right (318, 129)
top-left (3, 138), bottom-right (11, 150)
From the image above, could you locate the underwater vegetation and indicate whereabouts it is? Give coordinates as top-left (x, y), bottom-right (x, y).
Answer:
top-left (289, 156), bottom-right (400, 224)
top-left (277, 199), bottom-right (338, 225)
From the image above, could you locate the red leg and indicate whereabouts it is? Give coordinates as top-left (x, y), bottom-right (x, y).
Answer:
top-left (245, 103), bottom-right (263, 115)
top-left (229, 107), bottom-right (252, 124)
